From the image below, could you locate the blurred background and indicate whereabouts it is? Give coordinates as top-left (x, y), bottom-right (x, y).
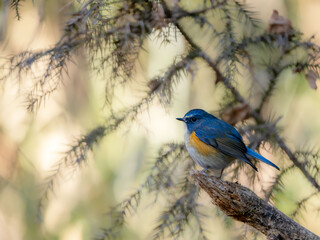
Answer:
top-left (0, 0), bottom-right (320, 239)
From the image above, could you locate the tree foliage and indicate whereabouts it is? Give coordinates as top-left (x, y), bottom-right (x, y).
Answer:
top-left (1, 0), bottom-right (320, 239)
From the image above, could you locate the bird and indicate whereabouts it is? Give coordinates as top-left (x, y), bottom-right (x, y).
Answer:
top-left (176, 109), bottom-right (279, 176)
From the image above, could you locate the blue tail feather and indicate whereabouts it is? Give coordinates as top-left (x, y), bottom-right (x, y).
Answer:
top-left (246, 147), bottom-right (280, 170)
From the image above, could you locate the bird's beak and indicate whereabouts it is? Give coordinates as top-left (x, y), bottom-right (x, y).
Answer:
top-left (176, 118), bottom-right (185, 122)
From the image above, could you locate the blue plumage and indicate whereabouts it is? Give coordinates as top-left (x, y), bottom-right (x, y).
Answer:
top-left (177, 109), bottom-right (279, 172)
top-left (245, 147), bottom-right (280, 170)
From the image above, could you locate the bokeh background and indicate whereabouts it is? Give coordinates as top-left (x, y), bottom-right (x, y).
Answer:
top-left (0, 0), bottom-right (320, 239)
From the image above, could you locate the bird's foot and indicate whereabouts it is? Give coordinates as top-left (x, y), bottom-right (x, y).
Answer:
top-left (218, 168), bottom-right (225, 179)
top-left (201, 167), bottom-right (209, 177)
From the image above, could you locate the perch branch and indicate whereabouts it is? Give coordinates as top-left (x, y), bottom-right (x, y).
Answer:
top-left (192, 171), bottom-right (320, 240)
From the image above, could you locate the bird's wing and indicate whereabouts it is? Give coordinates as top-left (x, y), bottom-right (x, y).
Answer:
top-left (195, 123), bottom-right (257, 171)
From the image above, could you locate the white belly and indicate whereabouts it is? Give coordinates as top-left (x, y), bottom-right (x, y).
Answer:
top-left (184, 127), bottom-right (233, 170)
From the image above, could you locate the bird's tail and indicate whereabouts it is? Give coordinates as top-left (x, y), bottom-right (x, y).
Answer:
top-left (246, 147), bottom-right (280, 170)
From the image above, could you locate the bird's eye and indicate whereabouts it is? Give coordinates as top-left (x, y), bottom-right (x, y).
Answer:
top-left (191, 117), bottom-right (197, 122)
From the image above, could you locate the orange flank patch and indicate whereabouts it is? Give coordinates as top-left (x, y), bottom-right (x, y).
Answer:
top-left (189, 131), bottom-right (218, 156)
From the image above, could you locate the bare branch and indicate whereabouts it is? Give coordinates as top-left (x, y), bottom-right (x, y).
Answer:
top-left (192, 171), bottom-right (320, 240)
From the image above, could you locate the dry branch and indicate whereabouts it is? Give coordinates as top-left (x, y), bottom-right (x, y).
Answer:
top-left (191, 171), bottom-right (320, 240)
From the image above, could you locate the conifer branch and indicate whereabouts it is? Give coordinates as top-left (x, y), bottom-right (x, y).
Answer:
top-left (3, 0), bottom-right (320, 239)
top-left (166, 5), bottom-right (320, 192)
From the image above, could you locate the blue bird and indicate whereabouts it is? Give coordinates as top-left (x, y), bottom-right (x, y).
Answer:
top-left (176, 109), bottom-right (279, 176)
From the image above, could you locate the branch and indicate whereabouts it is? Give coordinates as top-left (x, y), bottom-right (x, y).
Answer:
top-left (192, 171), bottom-right (320, 240)
top-left (169, 9), bottom-right (320, 191)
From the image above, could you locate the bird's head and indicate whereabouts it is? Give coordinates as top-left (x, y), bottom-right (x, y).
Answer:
top-left (176, 109), bottom-right (216, 132)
